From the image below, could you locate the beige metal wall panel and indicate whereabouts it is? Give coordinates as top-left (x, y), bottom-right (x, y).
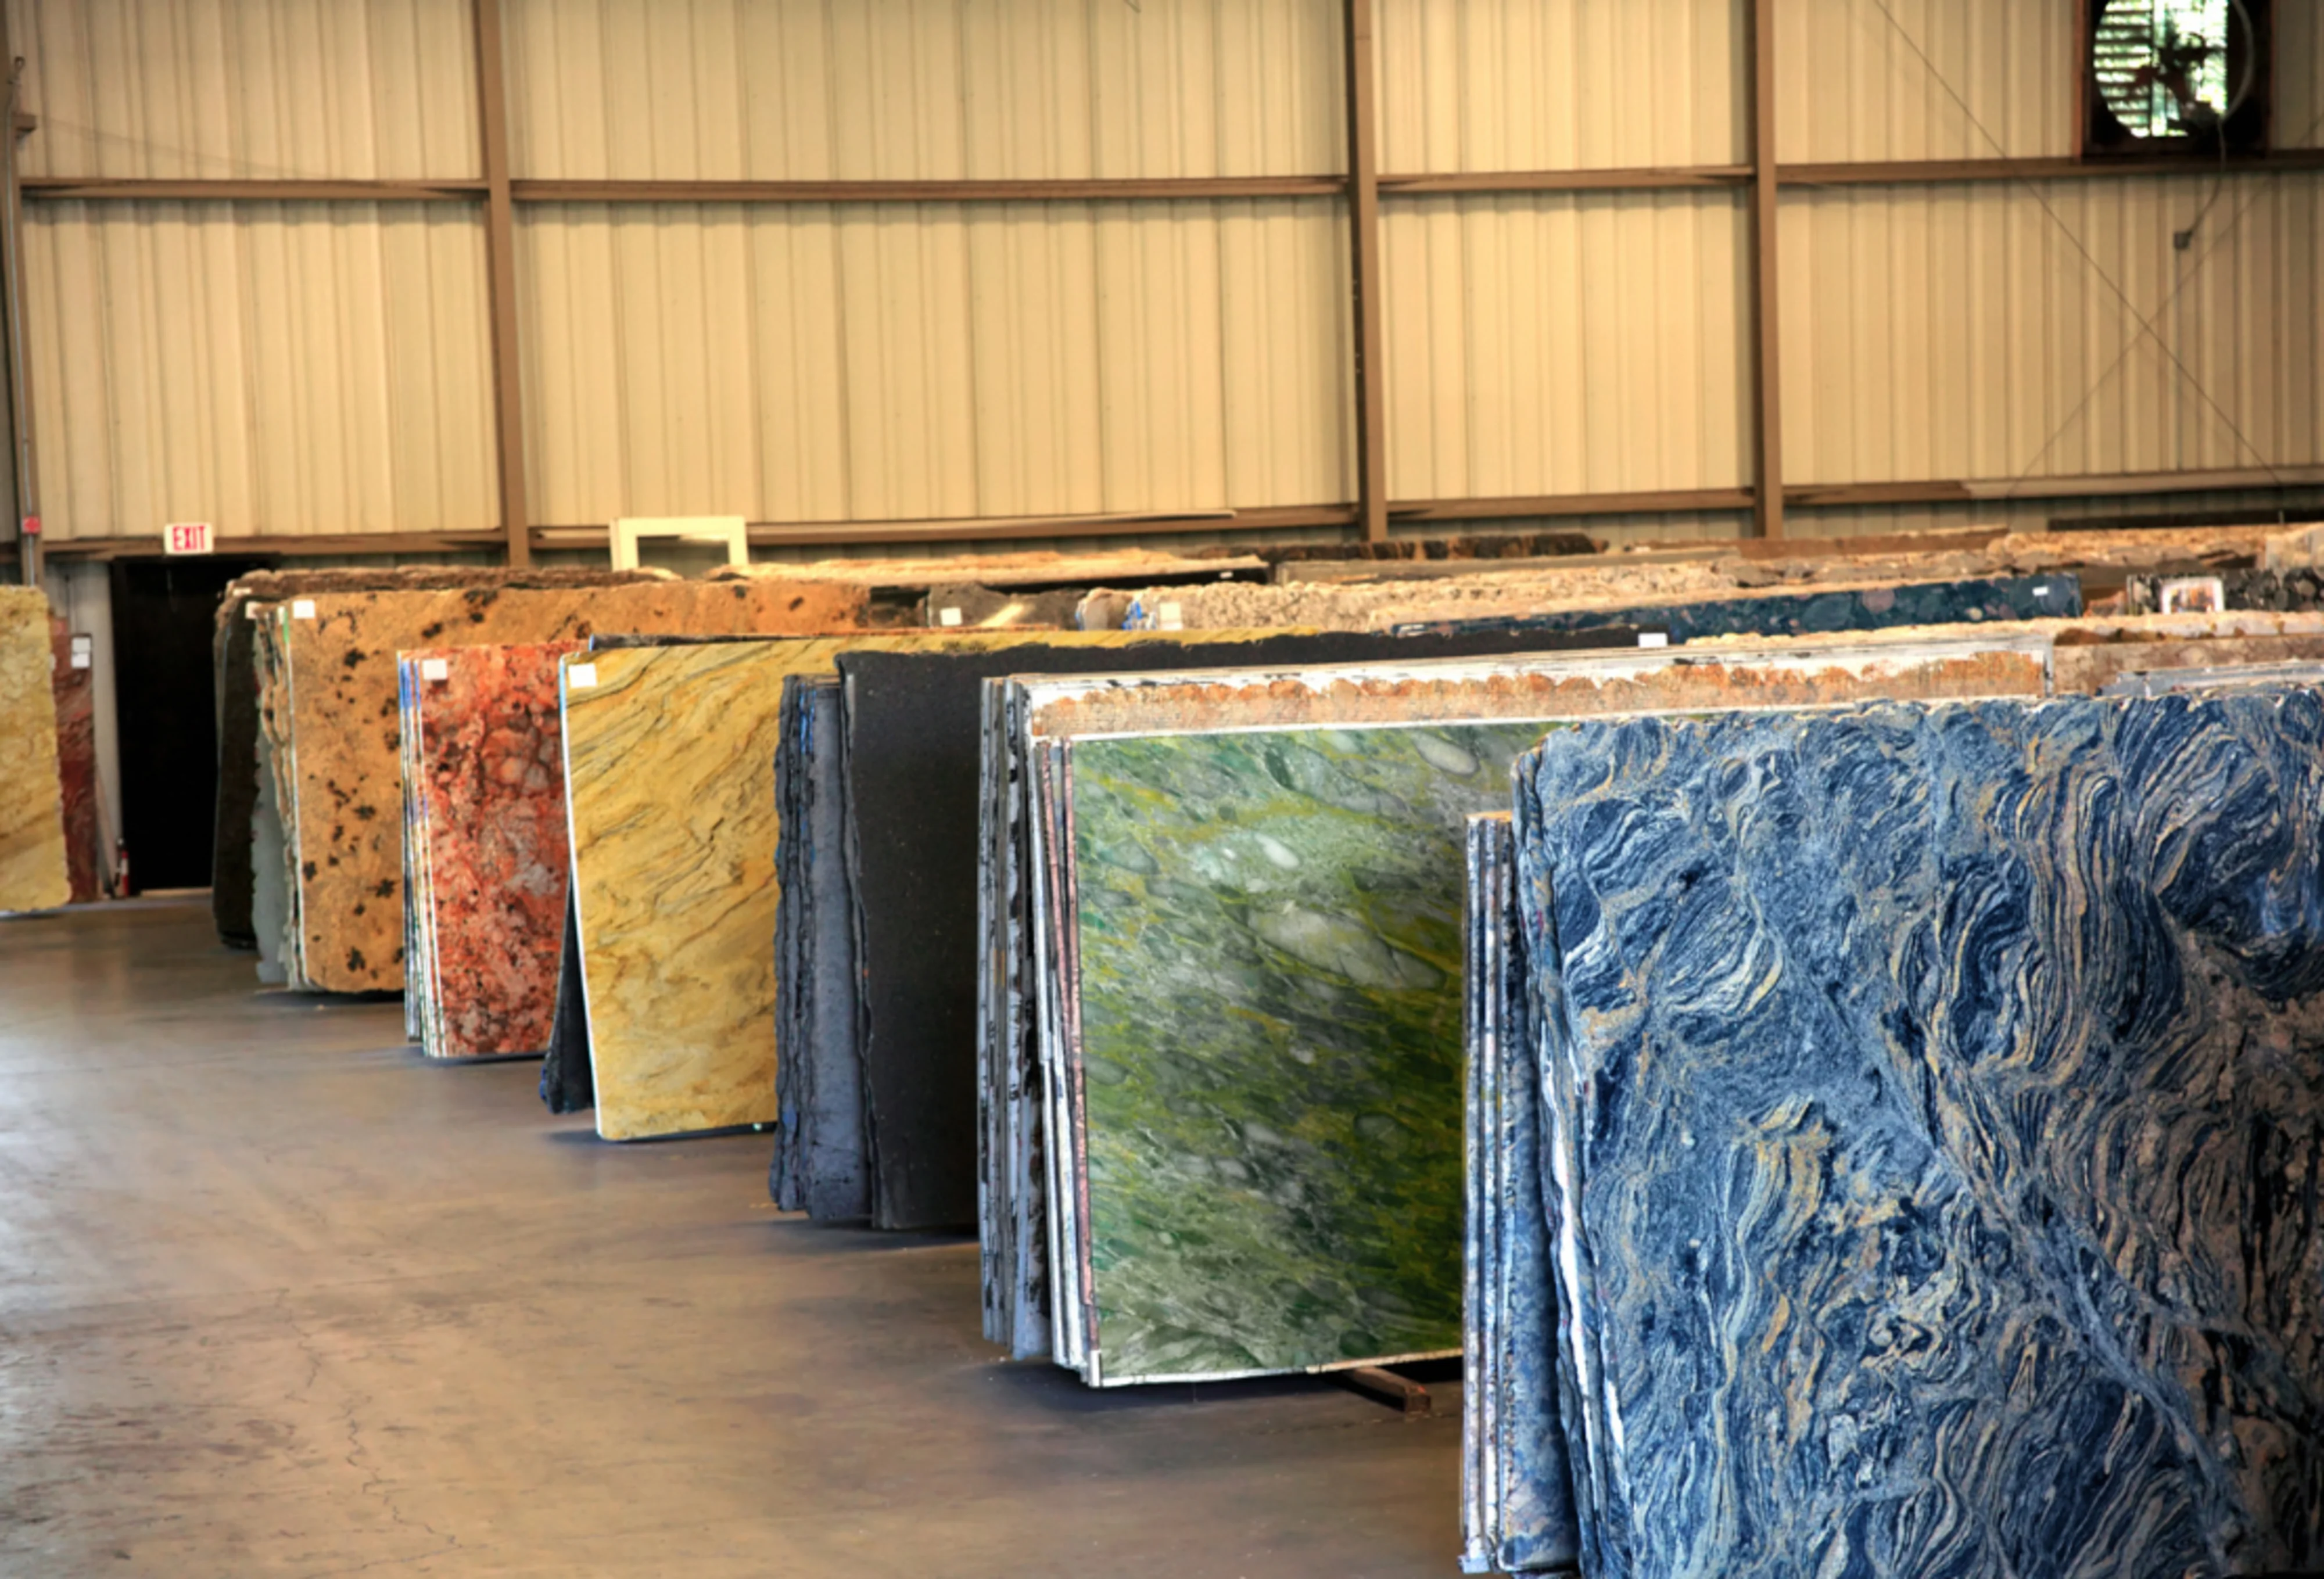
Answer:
top-left (1776, 0), bottom-right (2074, 163)
top-left (2284, 2), bottom-right (2324, 148)
top-left (1780, 174), bottom-right (2324, 487)
top-left (1378, 0), bottom-right (1744, 173)
top-left (518, 199), bottom-right (1349, 526)
top-left (504, 0), bottom-right (1342, 181)
top-left (11, 0), bottom-right (481, 180)
top-left (1382, 191), bottom-right (1749, 500)
top-left (24, 201), bottom-right (497, 540)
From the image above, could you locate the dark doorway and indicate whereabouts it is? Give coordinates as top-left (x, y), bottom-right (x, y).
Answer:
top-left (109, 557), bottom-right (273, 892)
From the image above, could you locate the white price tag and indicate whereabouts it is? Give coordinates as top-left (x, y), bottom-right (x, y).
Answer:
top-left (568, 663), bottom-right (598, 690)
top-left (420, 658), bottom-right (450, 682)
top-left (69, 636), bottom-right (91, 670)
top-left (938, 607), bottom-right (963, 627)
top-left (1157, 601), bottom-right (1185, 631)
top-left (1638, 631), bottom-right (1670, 648)
top-left (291, 600), bottom-right (317, 620)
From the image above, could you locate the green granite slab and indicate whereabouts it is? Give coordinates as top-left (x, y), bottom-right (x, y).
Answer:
top-left (1065, 722), bottom-right (1556, 1383)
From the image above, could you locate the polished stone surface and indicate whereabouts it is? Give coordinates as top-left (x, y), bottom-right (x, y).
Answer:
top-left (404, 643), bottom-right (583, 1060)
top-left (260, 580), bottom-right (864, 993)
top-left (49, 616), bottom-right (99, 904)
top-left (771, 674), bottom-right (869, 1219)
top-left (1461, 813), bottom-right (1576, 1576)
top-left (1064, 723), bottom-right (1555, 1383)
top-left (0, 587), bottom-right (69, 914)
top-left (987, 639), bottom-right (2055, 1369)
top-left (0, 897), bottom-right (1472, 1578)
top-left (565, 634), bottom-right (1047, 1144)
top-left (1401, 573), bottom-right (2081, 641)
top-left (847, 629), bottom-right (1652, 1237)
top-left (1516, 692), bottom-right (2324, 1578)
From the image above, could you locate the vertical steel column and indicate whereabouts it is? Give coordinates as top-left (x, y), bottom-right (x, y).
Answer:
top-left (1748, 0), bottom-right (1785, 539)
top-left (1343, 0), bottom-right (1390, 545)
top-left (473, 0), bottom-right (531, 567)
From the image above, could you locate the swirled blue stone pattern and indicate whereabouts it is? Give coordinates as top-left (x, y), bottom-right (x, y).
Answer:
top-left (1070, 723), bottom-right (1554, 1381)
top-left (1515, 692), bottom-right (2324, 1579)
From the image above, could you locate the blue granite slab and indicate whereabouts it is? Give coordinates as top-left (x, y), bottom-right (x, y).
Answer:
top-left (1463, 813), bottom-right (1580, 1575)
top-left (1399, 573), bottom-right (2081, 643)
top-left (770, 674), bottom-right (869, 1220)
top-left (1515, 691), bottom-right (2324, 1578)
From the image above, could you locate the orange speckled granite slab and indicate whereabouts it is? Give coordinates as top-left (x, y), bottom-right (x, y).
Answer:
top-left (404, 642), bottom-right (584, 1058)
top-left (265, 579), bottom-right (866, 993)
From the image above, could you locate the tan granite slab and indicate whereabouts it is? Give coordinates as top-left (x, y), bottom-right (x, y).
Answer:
top-left (266, 579), bottom-right (867, 993)
top-left (0, 587), bottom-right (68, 914)
top-left (565, 630), bottom-right (1266, 1142)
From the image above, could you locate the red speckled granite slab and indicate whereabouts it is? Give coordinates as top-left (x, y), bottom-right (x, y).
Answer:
top-left (404, 642), bottom-right (584, 1060)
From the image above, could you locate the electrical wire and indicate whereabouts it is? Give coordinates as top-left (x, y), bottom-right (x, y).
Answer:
top-left (1856, 0), bottom-right (2290, 496)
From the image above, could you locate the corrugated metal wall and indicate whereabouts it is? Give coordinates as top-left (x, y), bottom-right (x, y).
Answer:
top-left (517, 196), bottom-right (1350, 525)
top-left (14, 0), bottom-right (479, 178)
top-left (504, 0), bottom-right (1344, 180)
top-left (1382, 190), bottom-right (1749, 498)
top-left (1781, 173), bottom-right (2324, 486)
top-left (1377, 0), bottom-right (1744, 171)
top-left (24, 200), bottom-right (498, 539)
top-left (7, 0), bottom-right (2321, 547)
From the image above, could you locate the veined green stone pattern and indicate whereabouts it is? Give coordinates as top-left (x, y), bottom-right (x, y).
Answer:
top-left (1059, 722), bottom-right (1557, 1384)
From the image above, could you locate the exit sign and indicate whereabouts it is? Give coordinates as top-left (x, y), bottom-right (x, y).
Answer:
top-left (164, 521), bottom-right (214, 555)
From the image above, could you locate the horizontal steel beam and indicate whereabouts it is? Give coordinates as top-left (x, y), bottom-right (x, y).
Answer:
top-left (36, 467), bottom-right (2323, 559)
top-left (514, 175), bottom-right (1346, 204)
top-left (21, 177), bottom-right (488, 202)
top-left (24, 152), bottom-right (2324, 206)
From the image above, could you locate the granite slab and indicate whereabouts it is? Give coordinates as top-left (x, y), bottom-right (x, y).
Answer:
top-left (212, 568), bottom-right (678, 953)
top-left (1396, 573), bottom-right (2081, 641)
top-left (50, 618), bottom-right (99, 903)
top-left (539, 888), bottom-right (594, 1113)
top-left (402, 642), bottom-right (584, 1059)
top-left (770, 674), bottom-right (868, 1219)
top-left (985, 637), bottom-right (2055, 1365)
top-left (1515, 693), bottom-right (2324, 1577)
top-left (261, 577), bottom-right (866, 992)
top-left (561, 632), bottom-right (1062, 1143)
top-left (1461, 812), bottom-right (1577, 1576)
top-left (0, 587), bottom-right (69, 914)
top-left (839, 626), bottom-right (1656, 1236)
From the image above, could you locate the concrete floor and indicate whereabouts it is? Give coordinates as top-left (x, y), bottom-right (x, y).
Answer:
top-left (0, 898), bottom-right (1466, 1578)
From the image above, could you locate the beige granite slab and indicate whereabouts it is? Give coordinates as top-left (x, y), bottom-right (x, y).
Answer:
top-left (263, 579), bottom-right (867, 993)
top-left (0, 587), bottom-right (68, 914)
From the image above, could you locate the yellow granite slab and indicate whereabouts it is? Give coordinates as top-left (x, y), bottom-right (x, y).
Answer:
top-left (0, 587), bottom-right (68, 914)
top-left (565, 630), bottom-right (1261, 1142)
top-left (266, 579), bottom-right (866, 993)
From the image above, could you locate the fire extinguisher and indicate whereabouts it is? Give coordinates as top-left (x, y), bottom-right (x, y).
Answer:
top-left (112, 837), bottom-right (131, 899)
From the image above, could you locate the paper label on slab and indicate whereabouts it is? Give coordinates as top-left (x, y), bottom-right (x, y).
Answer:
top-left (291, 600), bottom-right (316, 620)
top-left (938, 607), bottom-right (963, 627)
top-left (568, 663), bottom-right (598, 690)
top-left (420, 658), bottom-right (450, 682)
top-left (1638, 632), bottom-right (1670, 648)
top-left (1158, 601), bottom-right (1185, 631)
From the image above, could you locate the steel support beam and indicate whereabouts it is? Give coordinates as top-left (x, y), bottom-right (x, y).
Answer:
top-left (473, 0), bottom-right (530, 568)
top-left (1343, 0), bottom-right (1389, 545)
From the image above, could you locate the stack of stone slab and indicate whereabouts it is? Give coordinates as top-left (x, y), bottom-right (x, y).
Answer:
top-left (981, 637), bottom-right (2054, 1386)
top-left (250, 576), bottom-right (865, 993)
top-left (0, 586), bottom-right (68, 914)
top-left (1486, 683), bottom-right (2324, 1576)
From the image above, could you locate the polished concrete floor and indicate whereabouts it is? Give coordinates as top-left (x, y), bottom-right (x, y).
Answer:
top-left (0, 899), bottom-right (1465, 1578)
